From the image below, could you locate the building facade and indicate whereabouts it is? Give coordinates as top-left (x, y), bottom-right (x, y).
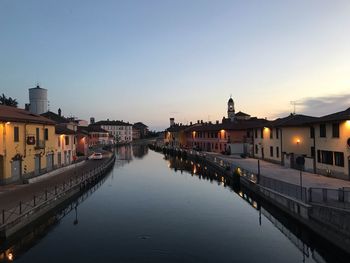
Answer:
top-left (93, 120), bottom-right (133, 144)
top-left (87, 126), bottom-right (110, 147)
top-left (311, 108), bottom-right (350, 180)
top-left (253, 114), bottom-right (317, 172)
top-left (0, 105), bottom-right (56, 184)
top-left (133, 122), bottom-right (149, 140)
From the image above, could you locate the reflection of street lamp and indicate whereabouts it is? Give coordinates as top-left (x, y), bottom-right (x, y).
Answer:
top-left (73, 205), bottom-right (78, 225)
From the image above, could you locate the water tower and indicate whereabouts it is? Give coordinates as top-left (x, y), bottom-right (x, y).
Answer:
top-left (29, 85), bottom-right (48, 115)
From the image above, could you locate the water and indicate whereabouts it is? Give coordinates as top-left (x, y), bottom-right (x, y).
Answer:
top-left (0, 145), bottom-right (348, 262)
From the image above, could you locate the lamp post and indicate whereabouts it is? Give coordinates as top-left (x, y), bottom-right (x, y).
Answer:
top-left (257, 159), bottom-right (260, 184)
top-left (296, 156), bottom-right (305, 200)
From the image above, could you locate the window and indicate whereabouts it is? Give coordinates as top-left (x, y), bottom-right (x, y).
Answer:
top-left (270, 146), bottom-right (273, 157)
top-left (65, 136), bottom-right (69, 146)
top-left (276, 128), bottom-right (279, 139)
top-left (58, 137), bottom-right (61, 147)
top-left (310, 127), bottom-right (315, 138)
top-left (270, 128), bottom-right (273, 139)
top-left (254, 129), bottom-right (258, 138)
top-left (14, 127), bottom-right (19, 142)
top-left (260, 128), bottom-right (264, 139)
top-left (44, 128), bottom-right (49, 140)
top-left (318, 150), bottom-right (333, 165)
top-left (255, 144), bottom-right (258, 154)
top-left (332, 123), bottom-right (339, 138)
top-left (320, 124), bottom-right (326, 138)
top-left (334, 152), bottom-right (344, 167)
top-left (276, 147), bottom-right (279, 158)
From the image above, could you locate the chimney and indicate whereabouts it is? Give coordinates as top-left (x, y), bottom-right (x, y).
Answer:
top-left (90, 117), bottom-right (95, 124)
top-left (197, 120), bottom-right (200, 124)
top-left (201, 120), bottom-right (203, 124)
top-left (58, 108), bottom-right (62, 117)
top-left (216, 120), bottom-right (219, 124)
top-left (170, 118), bottom-right (175, 127)
top-left (190, 121), bottom-right (193, 125)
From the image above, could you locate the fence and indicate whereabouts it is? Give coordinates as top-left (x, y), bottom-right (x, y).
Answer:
top-left (0, 154), bottom-right (116, 233)
top-left (162, 147), bottom-right (350, 208)
top-left (309, 187), bottom-right (350, 209)
top-left (259, 176), bottom-right (308, 202)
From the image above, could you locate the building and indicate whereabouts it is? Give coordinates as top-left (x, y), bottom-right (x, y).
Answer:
top-left (311, 108), bottom-right (350, 180)
top-left (28, 85), bottom-right (48, 115)
top-left (86, 125), bottom-right (109, 147)
top-left (165, 121), bottom-right (189, 148)
top-left (55, 126), bottom-right (76, 166)
top-left (0, 105), bottom-right (56, 184)
top-left (133, 122), bottom-right (149, 140)
top-left (41, 109), bottom-right (78, 132)
top-left (76, 126), bottom-right (89, 156)
top-left (41, 109), bottom-right (78, 164)
top-left (252, 114), bottom-right (317, 172)
top-left (185, 117), bottom-right (266, 154)
top-left (165, 98), bottom-right (267, 154)
top-left (92, 120), bottom-right (133, 144)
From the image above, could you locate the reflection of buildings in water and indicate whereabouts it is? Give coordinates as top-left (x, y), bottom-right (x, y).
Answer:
top-left (0, 177), bottom-right (108, 262)
top-left (132, 144), bottom-right (149, 159)
top-left (166, 155), bottom-right (341, 263)
top-left (117, 145), bottom-right (133, 161)
top-left (238, 189), bottom-right (335, 263)
top-left (166, 156), bottom-right (230, 187)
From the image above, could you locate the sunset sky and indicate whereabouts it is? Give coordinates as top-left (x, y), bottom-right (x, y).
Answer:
top-left (1, 0), bottom-right (350, 130)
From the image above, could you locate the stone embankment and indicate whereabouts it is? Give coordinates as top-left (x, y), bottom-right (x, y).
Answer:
top-left (0, 153), bottom-right (116, 239)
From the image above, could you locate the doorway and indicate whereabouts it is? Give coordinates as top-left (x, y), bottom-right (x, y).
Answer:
top-left (35, 154), bottom-right (41, 175)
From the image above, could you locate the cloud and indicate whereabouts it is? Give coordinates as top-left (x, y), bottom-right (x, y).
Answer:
top-left (274, 93), bottom-right (350, 118)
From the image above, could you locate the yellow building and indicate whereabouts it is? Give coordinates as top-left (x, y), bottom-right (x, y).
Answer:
top-left (253, 114), bottom-right (317, 172)
top-left (165, 124), bottom-right (189, 148)
top-left (312, 108), bottom-right (350, 180)
top-left (0, 105), bottom-right (56, 184)
top-left (55, 125), bottom-right (76, 167)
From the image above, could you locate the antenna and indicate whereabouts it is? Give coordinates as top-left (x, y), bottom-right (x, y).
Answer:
top-left (290, 101), bottom-right (297, 114)
top-left (48, 100), bottom-right (50, 111)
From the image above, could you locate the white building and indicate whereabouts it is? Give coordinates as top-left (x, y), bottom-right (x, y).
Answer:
top-left (93, 120), bottom-right (133, 144)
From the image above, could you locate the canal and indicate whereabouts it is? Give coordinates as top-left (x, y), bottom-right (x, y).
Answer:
top-left (0, 145), bottom-right (348, 262)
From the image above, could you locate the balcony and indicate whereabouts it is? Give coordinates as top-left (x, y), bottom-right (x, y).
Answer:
top-left (35, 140), bottom-right (45, 149)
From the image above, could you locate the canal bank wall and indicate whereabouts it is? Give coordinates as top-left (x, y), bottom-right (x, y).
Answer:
top-left (151, 145), bottom-right (350, 254)
top-left (0, 154), bottom-right (116, 239)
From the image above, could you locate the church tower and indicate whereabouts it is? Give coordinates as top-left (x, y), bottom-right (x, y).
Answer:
top-left (227, 97), bottom-right (235, 121)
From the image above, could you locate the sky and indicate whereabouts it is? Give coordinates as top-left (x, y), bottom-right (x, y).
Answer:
top-left (1, 0), bottom-right (350, 130)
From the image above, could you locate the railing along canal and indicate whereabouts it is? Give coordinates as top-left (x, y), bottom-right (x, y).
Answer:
top-left (161, 147), bottom-right (350, 208)
top-left (0, 154), bottom-right (116, 234)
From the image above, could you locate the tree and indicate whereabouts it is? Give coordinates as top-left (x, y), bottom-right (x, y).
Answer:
top-left (0, 94), bottom-right (18, 107)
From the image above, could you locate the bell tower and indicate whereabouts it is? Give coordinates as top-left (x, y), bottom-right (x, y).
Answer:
top-left (227, 96), bottom-right (235, 122)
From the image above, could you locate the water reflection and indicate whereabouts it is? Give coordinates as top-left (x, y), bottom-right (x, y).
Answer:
top-left (0, 175), bottom-right (108, 262)
top-left (1, 147), bottom-right (349, 262)
top-left (132, 144), bottom-right (148, 159)
top-left (163, 154), bottom-right (349, 263)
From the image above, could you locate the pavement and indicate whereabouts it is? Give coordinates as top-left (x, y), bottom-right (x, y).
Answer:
top-left (204, 152), bottom-right (350, 190)
top-left (0, 153), bottom-right (111, 211)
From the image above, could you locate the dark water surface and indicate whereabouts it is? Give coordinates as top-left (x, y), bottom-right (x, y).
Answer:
top-left (0, 145), bottom-right (348, 262)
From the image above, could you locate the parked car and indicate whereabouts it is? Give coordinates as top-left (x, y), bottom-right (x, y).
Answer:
top-left (91, 153), bottom-right (103, 160)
